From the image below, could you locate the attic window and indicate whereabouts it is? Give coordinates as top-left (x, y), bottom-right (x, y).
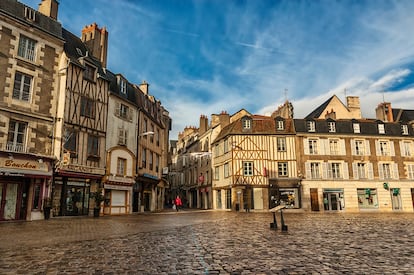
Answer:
top-left (276, 120), bottom-right (284, 130)
top-left (76, 48), bottom-right (83, 56)
top-left (402, 124), bottom-right (409, 135)
top-left (378, 124), bottom-right (385, 134)
top-left (243, 118), bottom-right (251, 129)
top-left (353, 123), bottom-right (360, 133)
top-left (307, 121), bottom-right (315, 132)
top-left (328, 121), bottom-right (336, 133)
top-left (24, 7), bottom-right (36, 21)
top-left (120, 79), bottom-right (127, 94)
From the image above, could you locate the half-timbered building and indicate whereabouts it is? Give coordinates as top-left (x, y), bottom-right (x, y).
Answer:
top-left (0, 0), bottom-right (64, 221)
top-left (53, 24), bottom-right (109, 217)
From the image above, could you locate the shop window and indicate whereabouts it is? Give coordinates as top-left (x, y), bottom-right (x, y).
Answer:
top-left (32, 183), bottom-right (42, 210)
top-left (278, 188), bottom-right (300, 209)
top-left (357, 188), bottom-right (378, 209)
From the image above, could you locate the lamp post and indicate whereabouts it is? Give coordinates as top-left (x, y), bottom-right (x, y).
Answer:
top-left (135, 130), bottom-right (155, 212)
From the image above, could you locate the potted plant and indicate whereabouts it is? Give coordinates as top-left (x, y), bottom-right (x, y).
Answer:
top-left (91, 187), bottom-right (104, 217)
top-left (43, 197), bottom-right (52, 220)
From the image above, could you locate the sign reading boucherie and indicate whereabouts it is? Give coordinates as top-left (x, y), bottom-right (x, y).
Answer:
top-left (0, 157), bottom-right (48, 172)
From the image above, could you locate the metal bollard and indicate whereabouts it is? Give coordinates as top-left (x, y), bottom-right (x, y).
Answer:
top-left (280, 209), bottom-right (288, 232)
top-left (270, 212), bottom-right (277, 230)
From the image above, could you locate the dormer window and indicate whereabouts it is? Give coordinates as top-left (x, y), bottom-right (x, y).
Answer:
top-left (24, 7), bottom-right (36, 21)
top-left (328, 121), bottom-right (336, 133)
top-left (378, 124), bottom-right (385, 134)
top-left (307, 121), bottom-right (315, 132)
top-left (402, 124), bottom-right (409, 135)
top-left (353, 123), bottom-right (360, 133)
top-left (84, 64), bottom-right (96, 81)
top-left (120, 79), bottom-right (127, 94)
top-left (276, 120), bottom-right (284, 130)
top-left (242, 118), bottom-right (251, 130)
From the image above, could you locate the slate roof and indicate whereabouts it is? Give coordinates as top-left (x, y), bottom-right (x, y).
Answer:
top-left (294, 118), bottom-right (414, 137)
top-left (214, 115), bottom-right (295, 144)
top-left (0, 0), bottom-right (62, 39)
top-left (305, 95), bottom-right (336, 119)
top-left (392, 108), bottom-right (414, 123)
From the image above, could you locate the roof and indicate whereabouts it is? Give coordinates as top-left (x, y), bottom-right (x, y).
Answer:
top-left (305, 95), bottom-right (336, 119)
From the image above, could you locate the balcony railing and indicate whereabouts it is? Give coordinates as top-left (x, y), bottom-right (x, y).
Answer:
top-left (5, 142), bottom-right (26, 153)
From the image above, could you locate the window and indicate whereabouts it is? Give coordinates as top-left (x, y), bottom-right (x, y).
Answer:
top-left (63, 129), bottom-right (77, 152)
top-left (80, 96), bottom-right (94, 118)
top-left (379, 141), bottom-right (389, 156)
top-left (328, 163), bottom-right (341, 179)
top-left (84, 64), bottom-right (95, 81)
top-left (310, 162), bottom-right (321, 179)
top-left (214, 167), bottom-right (219, 180)
top-left (402, 125), bottom-right (409, 135)
top-left (87, 135), bottom-right (99, 157)
top-left (118, 128), bottom-right (127, 145)
top-left (7, 120), bottom-right (27, 152)
top-left (276, 120), bottom-right (284, 130)
top-left (243, 119), bottom-right (251, 129)
top-left (328, 122), bottom-right (336, 133)
top-left (118, 104), bottom-right (129, 120)
top-left (13, 72), bottom-right (32, 101)
top-left (243, 161), bottom-right (253, 176)
top-left (143, 119), bottom-right (148, 134)
top-left (156, 129), bottom-right (160, 146)
top-left (214, 144), bottom-right (219, 156)
top-left (380, 163), bottom-right (392, 179)
top-left (355, 140), bottom-right (364, 155)
top-left (307, 121), bottom-right (315, 132)
top-left (278, 162), bottom-right (288, 177)
top-left (120, 79), bottom-right (127, 94)
top-left (149, 152), bottom-right (153, 170)
top-left (357, 188), bottom-right (378, 209)
top-left (407, 164), bottom-right (414, 179)
top-left (141, 149), bottom-right (146, 168)
top-left (308, 139), bottom-right (318, 154)
top-left (32, 183), bottom-right (41, 210)
top-left (150, 124), bottom-right (154, 143)
top-left (18, 35), bottom-right (36, 61)
top-left (378, 124), bottom-right (385, 134)
top-left (24, 7), bottom-right (36, 21)
top-left (117, 158), bottom-right (126, 175)
top-left (353, 123), bottom-right (360, 133)
top-left (224, 163), bottom-right (229, 178)
top-left (156, 154), bottom-right (160, 173)
top-left (357, 163), bottom-right (367, 179)
top-left (277, 137), bottom-right (286, 151)
top-left (401, 141), bottom-right (412, 157)
top-left (224, 139), bottom-right (229, 153)
top-left (329, 139), bottom-right (339, 155)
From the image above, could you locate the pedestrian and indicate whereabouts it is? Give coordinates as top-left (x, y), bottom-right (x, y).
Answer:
top-left (175, 195), bottom-right (182, 212)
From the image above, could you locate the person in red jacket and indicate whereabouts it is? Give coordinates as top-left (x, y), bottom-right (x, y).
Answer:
top-left (175, 195), bottom-right (182, 211)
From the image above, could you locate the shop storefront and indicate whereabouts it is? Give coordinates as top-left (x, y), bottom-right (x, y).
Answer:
top-left (0, 154), bottom-right (53, 221)
top-left (357, 188), bottom-right (379, 209)
top-left (323, 188), bottom-right (344, 211)
top-left (103, 181), bottom-right (132, 215)
top-left (134, 173), bottom-right (159, 212)
top-left (269, 178), bottom-right (301, 209)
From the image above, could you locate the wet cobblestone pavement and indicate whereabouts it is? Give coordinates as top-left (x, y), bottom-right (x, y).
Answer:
top-left (0, 211), bottom-right (413, 274)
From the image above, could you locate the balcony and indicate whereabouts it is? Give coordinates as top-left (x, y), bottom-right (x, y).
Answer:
top-left (4, 142), bottom-right (26, 153)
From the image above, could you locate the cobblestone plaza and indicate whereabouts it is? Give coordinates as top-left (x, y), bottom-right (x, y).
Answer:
top-left (0, 211), bottom-right (413, 274)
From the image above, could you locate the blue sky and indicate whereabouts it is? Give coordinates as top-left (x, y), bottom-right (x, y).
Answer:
top-left (22, 0), bottom-right (414, 139)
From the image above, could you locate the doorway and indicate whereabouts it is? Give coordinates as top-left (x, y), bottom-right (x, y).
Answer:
top-left (0, 181), bottom-right (27, 221)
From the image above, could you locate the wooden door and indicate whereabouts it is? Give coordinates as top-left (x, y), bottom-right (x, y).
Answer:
top-left (310, 188), bottom-right (319, 211)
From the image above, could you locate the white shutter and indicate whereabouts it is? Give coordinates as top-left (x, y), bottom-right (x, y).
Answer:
top-left (305, 162), bottom-right (311, 179)
top-left (352, 163), bottom-right (359, 180)
top-left (340, 139), bottom-right (346, 155)
top-left (375, 141), bottom-right (380, 156)
top-left (303, 139), bottom-right (309, 155)
top-left (378, 163), bottom-right (384, 179)
top-left (322, 162), bottom-right (329, 179)
top-left (342, 162), bottom-right (349, 179)
top-left (116, 102), bottom-right (121, 116)
top-left (390, 141), bottom-right (395, 156)
top-left (367, 163), bottom-right (374, 179)
top-left (365, 140), bottom-right (371, 156)
top-left (393, 163), bottom-right (399, 179)
top-left (351, 139), bottom-right (356, 155)
top-left (320, 139), bottom-right (326, 155)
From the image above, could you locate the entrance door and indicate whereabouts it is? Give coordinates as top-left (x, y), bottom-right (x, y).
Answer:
top-left (329, 193), bottom-right (340, 210)
top-left (0, 183), bottom-right (19, 220)
top-left (310, 188), bottom-right (319, 211)
top-left (391, 189), bottom-right (402, 210)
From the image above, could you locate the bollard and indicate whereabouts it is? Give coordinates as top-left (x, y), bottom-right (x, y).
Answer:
top-left (270, 212), bottom-right (277, 230)
top-left (280, 209), bottom-right (288, 232)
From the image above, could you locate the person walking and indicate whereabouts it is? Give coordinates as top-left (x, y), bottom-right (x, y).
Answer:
top-left (175, 195), bottom-right (182, 212)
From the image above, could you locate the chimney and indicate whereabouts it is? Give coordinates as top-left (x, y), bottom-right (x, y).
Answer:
top-left (376, 102), bottom-right (393, 122)
top-left (346, 96), bottom-right (362, 119)
top-left (38, 0), bottom-right (59, 20)
top-left (81, 23), bottom-right (109, 68)
top-left (219, 111), bottom-right (230, 127)
top-left (199, 115), bottom-right (208, 135)
top-left (139, 81), bottom-right (149, 95)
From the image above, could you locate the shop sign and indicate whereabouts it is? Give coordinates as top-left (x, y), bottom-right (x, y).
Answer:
top-left (0, 157), bottom-right (48, 172)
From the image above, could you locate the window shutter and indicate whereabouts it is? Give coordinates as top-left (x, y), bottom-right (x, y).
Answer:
top-left (305, 162), bottom-right (311, 179)
top-left (352, 163), bottom-right (358, 180)
top-left (393, 163), bottom-right (399, 179)
top-left (340, 139), bottom-right (346, 155)
top-left (116, 102), bottom-right (121, 116)
top-left (375, 141), bottom-right (380, 155)
top-left (342, 163), bottom-right (349, 179)
top-left (367, 163), bottom-right (374, 179)
top-left (351, 139), bottom-right (356, 155)
top-left (303, 139), bottom-right (309, 155)
top-left (365, 140), bottom-right (371, 155)
top-left (390, 141), bottom-right (395, 156)
top-left (322, 162), bottom-right (328, 179)
top-left (378, 163), bottom-right (384, 179)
